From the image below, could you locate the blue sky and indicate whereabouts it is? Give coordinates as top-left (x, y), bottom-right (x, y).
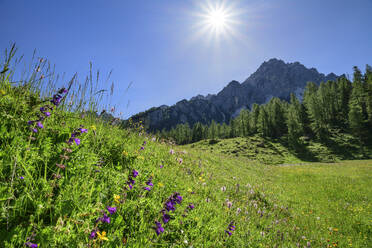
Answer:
top-left (1, 0), bottom-right (371, 118)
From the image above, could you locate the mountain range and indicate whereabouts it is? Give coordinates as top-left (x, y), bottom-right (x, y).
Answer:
top-left (129, 58), bottom-right (339, 131)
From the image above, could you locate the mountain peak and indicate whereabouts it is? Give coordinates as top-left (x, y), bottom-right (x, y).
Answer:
top-left (130, 59), bottom-right (339, 131)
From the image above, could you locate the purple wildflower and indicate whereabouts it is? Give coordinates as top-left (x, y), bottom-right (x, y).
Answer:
top-left (32, 128), bottom-right (38, 133)
top-left (162, 213), bottom-right (171, 224)
top-left (144, 187), bottom-right (151, 191)
top-left (143, 141), bottom-right (147, 145)
top-left (25, 242), bottom-right (38, 248)
top-left (160, 164), bottom-right (164, 168)
top-left (165, 201), bottom-right (176, 212)
top-left (140, 146), bottom-right (145, 150)
top-left (225, 221), bottom-right (235, 236)
top-left (74, 138), bottom-right (80, 145)
top-left (19, 176), bottom-right (24, 180)
top-left (44, 111), bottom-right (51, 117)
top-left (97, 213), bottom-right (110, 224)
top-left (27, 121), bottom-right (34, 125)
top-left (175, 195), bottom-right (183, 204)
top-left (154, 221), bottom-right (164, 235)
top-left (89, 230), bottom-right (97, 239)
top-left (79, 128), bottom-right (88, 133)
top-left (106, 206), bottom-right (117, 214)
top-left (40, 107), bottom-right (46, 112)
top-left (132, 169), bottom-right (139, 178)
top-left (188, 203), bottom-right (195, 210)
top-left (36, 122), bottom-right (43, 129)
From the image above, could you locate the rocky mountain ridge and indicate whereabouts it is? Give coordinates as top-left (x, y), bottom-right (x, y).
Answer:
top-left (130, 58), bottom-right (338, 131)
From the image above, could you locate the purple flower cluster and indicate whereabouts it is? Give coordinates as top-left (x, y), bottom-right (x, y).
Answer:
top-left (27, 87), bottom-right (67, 133)
top-left (91, 206), bottom-right (117, 239)
top-left (126, 169), bottom-right (139, 190)
top-left (27, 106), bottom-right (52, 133)
top-left (25, 242), bottom-right (38, 248)
top-left (67, 126), bottom-right (88, 146)
top-left (144, 176), bottom-right (153, 191)
top-left (154, 192), bottom-right (183, 235)
top-left (96, 206), bottom-right (117, 224)
top-left (225, 221), bottom-right (236, 236)
top-left (50, 87), bottom-right (68, 106)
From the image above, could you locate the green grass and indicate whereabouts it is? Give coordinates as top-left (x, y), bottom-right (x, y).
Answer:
top-left (1, 58), bottom-right (371, 247)
top-left (185, 136), bottom-right (372, 165)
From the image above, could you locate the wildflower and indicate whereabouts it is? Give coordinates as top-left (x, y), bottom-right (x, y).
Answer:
top-left (225, 221), bottom-right (235, 236)
top-left (25, 242), bottom-right (38, 248)
top-left (106, 206), bottom-right (117, 214)
top-left (97, 231), bottom-right (108, 241)
top-left (236, 208), bottom-right (241, 215)
top-left (188, 203), bottom-right (195, 210)
top-left (158, 182), bottom-right (164, 187)
top-left (144, 187), bottom-right (151, 191)
top-left (32, 128), bottom-right (38, 133)
top-left (140, 146), bottom-right (145, 150)
top-left (143, 141), bottom-right (147, 145)
top-left (79, 128), bottom-right (88, 133)
top-left (221, 186), bottom-right (226, 192)
top-left (90, 125), bottom-right (96, 131)
top-left (169, 149), bottom-right (175, 155)
top-left (44, 112), bottom-right (51, 117)
top-left (178, 158), bottom-right (183, 164)
top-left (187, 188), bottom-right (192, 193)
top-left (226, 201), bottom-right (233, 209)
top-left (165, 201), bottom-right (176, 212)
top-left (74, 138), bottom-right (81, 145)
top-left (114, 194), bottom-right (120, 204)
top-left (89, 230), bottom-right (97, 239)
top-left (154, 221), bottom-right (164, 235)
top-left (19, 176), bottom-right (24, 180)
top-left (97, 213), bottom-right (110, 224)
top-left (162, 213), bottom-right (171, 224)
top-left (160, 164), bottom-right (164, 168)
top-left (132, 170), bottom-right (139, 178)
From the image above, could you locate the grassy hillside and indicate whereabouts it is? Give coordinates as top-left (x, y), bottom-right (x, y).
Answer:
top-left (185, 136), bottom-right (372, 165)
top-left (1, 68), bottom-right (371, 247)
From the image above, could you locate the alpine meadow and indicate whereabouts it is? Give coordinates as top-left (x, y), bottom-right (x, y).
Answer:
top-left (1, 0), bottom-right (372, 247)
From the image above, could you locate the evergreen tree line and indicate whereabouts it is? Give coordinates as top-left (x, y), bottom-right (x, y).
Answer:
top-left (156, 66), bottom-right (372, 148)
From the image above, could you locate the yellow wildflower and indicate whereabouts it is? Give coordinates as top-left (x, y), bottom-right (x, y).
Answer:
top-left (97, 231), bottom-right (108, 241)
top-left (114, 194), bottom-right (120, 204)
top-left (90, 125), bottom-right (96, 131)
top-left (158, 182), bottom-right (164, 187)
top-left (187, 188), bottom-right (193, 193)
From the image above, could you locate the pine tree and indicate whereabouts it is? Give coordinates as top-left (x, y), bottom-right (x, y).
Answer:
top-left (258, 106), bottom-right (270, 137)
top-left (286, 94), bottom-right (304, 148)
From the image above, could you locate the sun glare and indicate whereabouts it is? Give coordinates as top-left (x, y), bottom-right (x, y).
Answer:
top-left (206, 9), bottom-right (227, 30)
top-left (192, 1), bottom-right (241, 42)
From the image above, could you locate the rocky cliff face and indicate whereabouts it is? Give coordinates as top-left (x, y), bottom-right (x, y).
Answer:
top-left (130, 58), bottom-right (338, 131)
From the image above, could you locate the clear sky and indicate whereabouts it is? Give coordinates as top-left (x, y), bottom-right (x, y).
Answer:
top-left (1, 0), bottom-right (371, 118)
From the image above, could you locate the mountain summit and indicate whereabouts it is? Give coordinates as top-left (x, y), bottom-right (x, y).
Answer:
top-left (130, 59), bottom-right (338, 131)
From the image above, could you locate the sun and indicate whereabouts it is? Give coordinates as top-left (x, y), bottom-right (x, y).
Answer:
top-left (192, 1), bottom-right (240, 42)
top-left (206, 9), bottom-right (227, 30)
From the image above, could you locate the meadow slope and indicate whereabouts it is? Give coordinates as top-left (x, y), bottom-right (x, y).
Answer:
top-left (1, 77), bottom-right (371, 247)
